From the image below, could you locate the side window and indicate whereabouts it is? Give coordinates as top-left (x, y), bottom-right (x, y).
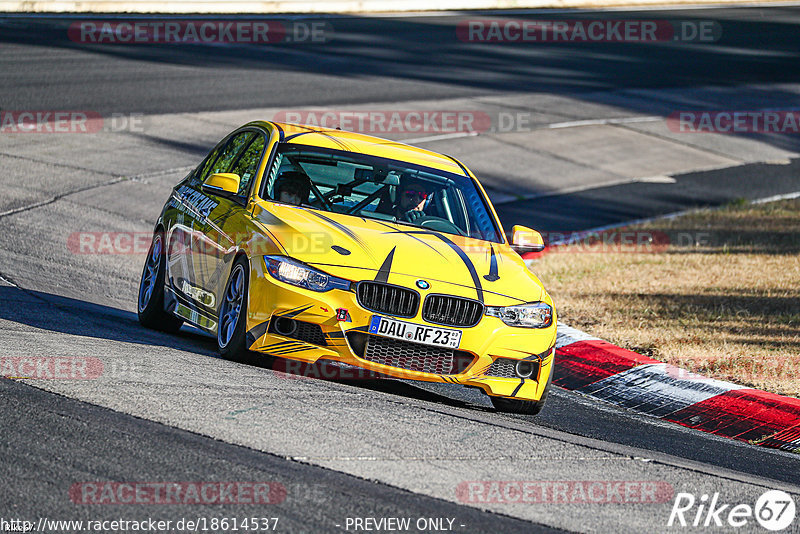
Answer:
top-left (201, 132), bottom-right (255, 182)
top-left (229, 134), bottom-right (266, 196)
top-left (261, 152), bottom-right (284, 199)
top-left (196, 143), bottom-right (226, 184)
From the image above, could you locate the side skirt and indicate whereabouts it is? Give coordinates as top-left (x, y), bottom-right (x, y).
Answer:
top-left (164, 286), bottom-right (218, 334)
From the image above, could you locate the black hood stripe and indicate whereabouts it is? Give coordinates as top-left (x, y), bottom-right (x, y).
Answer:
top-left (373, 221), bottom-right (447, 259)
top-left (366, 224), bottom-right (483, 301)
top-left (311, 229), bottom-right (486, 303)
top-left (484, 245), bottom-right (500, 282)
top-left (395, 230), bottom-right (484, 303)
top-left (374, 247), bottom-right (396, 283)
top-left (307, 211), bottom-right (373, 257)
top-left (432, 232), bottom-right (483, 303)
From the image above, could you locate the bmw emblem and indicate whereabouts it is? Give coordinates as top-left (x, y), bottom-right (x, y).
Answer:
top-left (416, 279), bottom-right (430, 290)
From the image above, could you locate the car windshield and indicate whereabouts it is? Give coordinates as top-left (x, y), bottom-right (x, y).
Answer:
top-left (263, 144), bottom-right (503, 243)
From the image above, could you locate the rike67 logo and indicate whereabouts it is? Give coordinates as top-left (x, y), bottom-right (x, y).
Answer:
top-left (668, 490), bottom-right (796, 531)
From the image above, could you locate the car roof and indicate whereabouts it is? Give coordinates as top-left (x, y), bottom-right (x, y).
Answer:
top-left (250, 121), bottom-right (470, 177)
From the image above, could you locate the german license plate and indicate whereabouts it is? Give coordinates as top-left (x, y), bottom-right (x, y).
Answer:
top-left (368, 315), bottom-right (461, 349)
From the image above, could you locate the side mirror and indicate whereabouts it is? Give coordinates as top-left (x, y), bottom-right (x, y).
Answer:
top-left (510, 225), bottom-right (545, 253)
top-left (201, 173), bottom-right (241, 199)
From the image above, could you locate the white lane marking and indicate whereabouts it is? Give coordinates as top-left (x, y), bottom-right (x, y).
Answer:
top-left (401, 131), bottom-right (479, 144)
top-left (556, 322), bottom-right (600, 349)
top-left (546, 116), bottom-right (662, 129)
top-left (578, 363), bottom-right (745, 418)
top-left (751, 190), bottom-right (800, 204)
top-left (0, 273), bottom-right (19, 287)
top-left (637, 175), bottom-right (677, 183)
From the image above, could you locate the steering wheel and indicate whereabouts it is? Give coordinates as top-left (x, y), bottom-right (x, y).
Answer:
top-left (413, 215), bottom-right (466, 236)
top-left (308, 195), bottom-right (334, 211)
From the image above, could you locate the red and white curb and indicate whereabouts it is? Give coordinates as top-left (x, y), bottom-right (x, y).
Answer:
top-left (554, 322), bottom-right (800, 453)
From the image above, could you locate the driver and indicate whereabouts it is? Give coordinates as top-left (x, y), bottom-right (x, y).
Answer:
top-left (394, 178), bottom-right (431, 223)
top-left (273, 170), bottom-right (311, 206)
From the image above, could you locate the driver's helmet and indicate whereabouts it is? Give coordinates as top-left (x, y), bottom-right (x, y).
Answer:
top-left (273, 170), bottom-right (311, 204)
top-left (396, 174), bottom-right (432, 208)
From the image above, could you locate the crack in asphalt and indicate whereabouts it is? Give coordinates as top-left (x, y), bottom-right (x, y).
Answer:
top-left (0, 151), bottom-right (125, 176)
top-left (483, 132), bottom-right (631, 179)
top-left (288, 456), bottom-right (626, 461)
top-left (0, 177), bottom-right (130, 220)
top-left (611, 121), bottom-right (747, 163)
top-left (0, 164), bottom-right (193, 220)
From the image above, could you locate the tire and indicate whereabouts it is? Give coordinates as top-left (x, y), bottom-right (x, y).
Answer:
top-left (490, 366), bottom-right (552, 416)
top-left (138, 230), bottom-right (184, 333)
top-left (217, 256), bottom-right (251, 361)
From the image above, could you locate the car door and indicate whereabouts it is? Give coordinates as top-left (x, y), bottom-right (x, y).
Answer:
top-left (165, 131), bottom-right (254, 319)
top-left (198, 130), bottom-right (268, 319)
top-left (165, 139), bottom-right (228, 312)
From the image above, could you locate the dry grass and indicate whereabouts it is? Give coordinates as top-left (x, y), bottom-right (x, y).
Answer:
top-left (533, 199), bottom-right (800, 397)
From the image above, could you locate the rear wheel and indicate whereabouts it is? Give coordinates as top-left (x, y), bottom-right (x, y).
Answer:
top-left (137, 231), bottom-right (183, 333)
top-left (217, 256), bottom-right (250, 361)
top-left (490, 367), bottom-right (552, 416)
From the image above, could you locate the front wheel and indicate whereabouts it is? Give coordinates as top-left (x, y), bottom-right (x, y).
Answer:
top-left (490, 367), bottom-right (552, 416)
top-left (138, 231), bottom-right (183, 333)
top-left (217, 256), bottom-right (251, 361)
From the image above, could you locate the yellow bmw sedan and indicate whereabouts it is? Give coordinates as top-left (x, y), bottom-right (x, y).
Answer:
top-left (138, 122), bottom-right (556, 414)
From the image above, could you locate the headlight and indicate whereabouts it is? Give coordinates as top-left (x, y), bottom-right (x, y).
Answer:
top-left (484, 302), bottom-right (552, 328)
top-left (264, 256), bottom-right (351, 292)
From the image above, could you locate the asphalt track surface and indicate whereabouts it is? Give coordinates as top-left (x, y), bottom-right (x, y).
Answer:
top-left (2, 7), bottom-right (800, 533)
top-left (1, 8), bottom-right (800, 114)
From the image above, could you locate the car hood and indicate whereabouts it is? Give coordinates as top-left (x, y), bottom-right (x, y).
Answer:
top-left (253, 202), bottom-right (545, 306)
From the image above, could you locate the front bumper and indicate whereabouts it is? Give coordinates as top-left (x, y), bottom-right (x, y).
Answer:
top-left (245, 258), bottom-right (556, 403)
